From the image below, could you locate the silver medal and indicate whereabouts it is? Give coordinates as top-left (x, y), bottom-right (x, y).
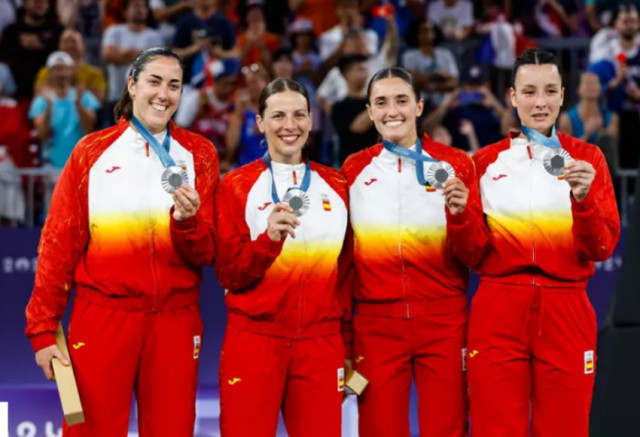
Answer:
top-left (161, 166), bottom-right (188, 193)
top-left (543, 148), bottom-right (572, 177)
top-left (425, 161), bottom-right (455, 190)
top-left (282, 188), bottom-right (310, 217)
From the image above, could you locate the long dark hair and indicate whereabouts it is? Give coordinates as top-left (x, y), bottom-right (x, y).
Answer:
top-left (113, 46), bottom-right (184, 121)
top-left (258, 78), bottom-right (311, 117)
top-left (511, 49), bottom-right (562, 88)
top-left (366, 67), bottom-right (421, 104)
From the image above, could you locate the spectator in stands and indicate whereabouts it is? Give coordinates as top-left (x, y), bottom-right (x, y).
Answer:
top-left (586, 0), bottom-right (640, 31)
top-left (0, 0), bottom-right (63, 100)
top-left (533, 0), bottom-right (581, 37)
top-left (0, 64), bottom-right (34, 169)
top-left (424, 65), bottom-right (504, 152)
top-left (224, 64), bottom-right (269, 171)
top-left (290, 0), bottom-right (337, 35)
top-left (331, 54), bottom-right (377, 165)
top-left (102, 0), bottom-right (164, 126)
top-left (402, 19), bottom-right (459, 110)
top-left (318, 0), bottom-right (378, 69)
top-left (235, 0), bottom-right (290, 35)
top-left (0, 0), bottom-right (18, 37)
top-left (427, 0), bottom-right (474, 41)
top-left (150, 0), bottom-right (194, 44)
top-left (559, 72), bottom-right (619, 143)
top-left (173, 0), bottom-right (238, 86)
top-left (57, 0), bottom-right (103, 66)
top-left (317, 15), bottom-right (398, 112)
top-left (176, 57), bottom-right (238, 160)
top-left (237, 0), bottom-right (281, 67)
top-left (35, 29), bottom-right (106, 103)
top-left (29, 51), bottom-right (101, 169)
top-left (559, 71), bottom-right (620, 175)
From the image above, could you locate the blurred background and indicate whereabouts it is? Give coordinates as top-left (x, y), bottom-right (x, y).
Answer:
top-left (0, 0), bottom-right (637, 435)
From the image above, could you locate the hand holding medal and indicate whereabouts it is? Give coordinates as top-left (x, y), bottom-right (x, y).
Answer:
top-left (172, 185), bottom-right (201, 221)
top-left (564, 160), bottom-right (596, 202)
top-left (443, 177), bottom-right (469, 215)
top-left (267, 203), bottom-right (300, 241)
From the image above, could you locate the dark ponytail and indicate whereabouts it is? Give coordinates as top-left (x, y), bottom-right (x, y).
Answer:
top-left (113, 46), bottom-right (184, 121)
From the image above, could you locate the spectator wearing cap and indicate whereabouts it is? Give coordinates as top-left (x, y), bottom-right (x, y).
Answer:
top-left (401, 18), bottom-right (459, 110)
top-left (102, 0), bottom-right (163, 125)
top-left (176, 58), bottom-right (238, 161)
top-left (224, 64), bottom-right (270, 171)
top-left (237, 0), bottom-right (281, 67)
top-left (425, 64), bottom-right (504, 152)
top-left (331, 54), bottom-right (377, 165)
top-left (0, 0), bottom-right (63, 100)
top-left (173, 0), bottom-right (238, 86)
top-left (291, 18), bottom-right (323, 85)
top-left (28, 51), bottom-right (101, 169)
top-left (427, 0), bottom-right (474, 41)
top-left (35, 29), bottom-right (107, 103)
top-left (559, 71), bottom-right (620, 176)
top-left (318, 0), bottom-right (378, 69)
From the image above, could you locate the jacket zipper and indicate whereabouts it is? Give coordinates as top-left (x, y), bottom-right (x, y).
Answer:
top-left (528, 144), bottom-right (536, 286)
top-left (397, 157), bottom-right (410, 318)
top-left (146, 142), bottom-right (161, 311)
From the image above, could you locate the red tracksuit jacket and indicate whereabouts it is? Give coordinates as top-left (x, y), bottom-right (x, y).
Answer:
top-left (25, 118), bottom-right (218, 351)
top-left (215, 158), bottom-right (349, 337)
top-left (340, 135), bottom-right (488, 306)
top-left (472, 131), bottom-right (620, 284)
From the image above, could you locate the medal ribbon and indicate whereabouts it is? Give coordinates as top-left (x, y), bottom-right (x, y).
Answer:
top-left (382, 138), bottom-right (437, 186)
top-left (521, 125), bottom-right (561, 149)
top-left (131, 116), bottom-right (175, 168)
top-left (262, 152), bottom-right (311, 204)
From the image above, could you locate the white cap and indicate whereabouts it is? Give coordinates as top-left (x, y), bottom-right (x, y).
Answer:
top-left (46, 51), bottom-right (74, 68)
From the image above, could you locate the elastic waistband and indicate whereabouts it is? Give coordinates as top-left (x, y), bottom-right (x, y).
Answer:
top-left (75, 287), bottom-right (199, 312)
top-left (227, 312), bottom-right (341, 340)
top-left (355, 295), bottom-right (467, 319)
top-left (480, 274), bottom-right (587, 291)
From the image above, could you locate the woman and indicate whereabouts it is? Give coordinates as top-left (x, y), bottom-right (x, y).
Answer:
top-left (341, 67), bottom-right (486, 436)
top-left (215, 78), bottom-right (348, 437)
top-left (25, 46), bottom-right (219, 436)
top-left (467, 49), bottom-right (620, 437)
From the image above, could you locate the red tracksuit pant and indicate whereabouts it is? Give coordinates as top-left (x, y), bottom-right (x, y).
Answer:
top-left (219, 313), bottom-right (344, 437)
top-left (63, 294), bottom-right (203, 437)
top-left (467, 279), bottom-right (597, 437)
top-left (353, 297), bottom-right (468, 437)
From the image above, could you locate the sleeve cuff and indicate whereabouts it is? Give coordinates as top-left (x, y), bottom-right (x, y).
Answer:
top-left (30, 332), bottom-right (57, 353)
top-left (170, 207), bottom-right (198, 231)
top-left (446, 207), bottom-right (470, 228)
top-left (255, 231), bottom-right (285, 258)
top-left (571, 190), bottom-right (596, 214)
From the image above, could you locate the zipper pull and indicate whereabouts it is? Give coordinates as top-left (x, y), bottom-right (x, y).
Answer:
top-left (146, 143), bottom-right (150, 157)
top-left (293, 170), bottom-right (298, 185)
top-left (527, 145), bottom-right (533, 160)
top-left (397, 157), bottom-right (402, 173)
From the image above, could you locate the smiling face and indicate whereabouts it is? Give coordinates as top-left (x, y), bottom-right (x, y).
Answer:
top-left (128, 56), bottom-right (183, 134)
top-left (256, 90), bottom-right (312, 164)
top-left (510, 63), bottom-right (564, 136)
top-left (367, 77), bottom-right (424, 147)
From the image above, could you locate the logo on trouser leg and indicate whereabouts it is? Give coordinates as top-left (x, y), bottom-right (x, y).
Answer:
top-left (584, 350), bottom-right (595, 374)
top-left (193, 335), bottom-right (201, 359)
top-left (337, 368), bottom-right (345, 392)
